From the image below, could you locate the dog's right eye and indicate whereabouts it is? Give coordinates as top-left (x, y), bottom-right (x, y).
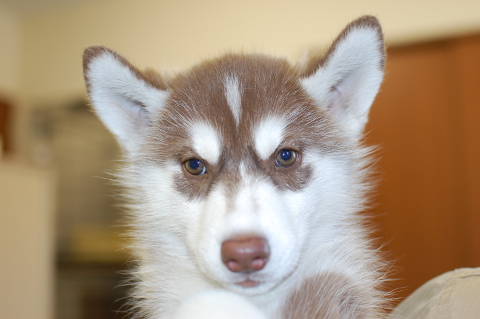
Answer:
top-left (184, 159), bottom-right (206, 175)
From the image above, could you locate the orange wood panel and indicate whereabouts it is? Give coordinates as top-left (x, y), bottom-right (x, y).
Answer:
top-left (365, 41), bottom-right (467, 301)
top-left (450, 35), bottom-right (480, 266)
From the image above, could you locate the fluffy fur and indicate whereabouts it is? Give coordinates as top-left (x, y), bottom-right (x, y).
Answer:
top-left (83, 15), bottom-right (387, 319)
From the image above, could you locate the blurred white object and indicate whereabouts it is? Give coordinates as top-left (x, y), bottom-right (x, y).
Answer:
top-left (0, 162), bottom-right (55, 319)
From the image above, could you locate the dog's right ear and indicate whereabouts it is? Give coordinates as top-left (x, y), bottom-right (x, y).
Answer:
top-left (83, 46), bottom-right (168, 156)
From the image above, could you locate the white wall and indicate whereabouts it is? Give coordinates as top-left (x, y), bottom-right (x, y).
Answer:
top-left (20, 0), bottom-right (480, 101)
top-left (0, 10), bottom-right (54, 319)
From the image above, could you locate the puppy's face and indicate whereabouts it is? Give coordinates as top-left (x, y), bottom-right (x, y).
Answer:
top-left (83, 16), bottom-right (384, 295)
top-left (137, 55), bottom-right (350, 294)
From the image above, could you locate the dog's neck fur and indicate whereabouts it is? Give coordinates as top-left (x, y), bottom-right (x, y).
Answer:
top-left (84, 15), bottom-right (387, 319)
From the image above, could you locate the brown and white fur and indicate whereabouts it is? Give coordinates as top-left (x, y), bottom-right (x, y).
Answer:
top-left (83, 16), bottom-right (387, 319)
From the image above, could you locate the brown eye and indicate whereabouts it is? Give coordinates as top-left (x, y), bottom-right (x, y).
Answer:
top-left (184, 159), bottom-right (206, 175)
top-left (275, 149), bottom-right (297, 167)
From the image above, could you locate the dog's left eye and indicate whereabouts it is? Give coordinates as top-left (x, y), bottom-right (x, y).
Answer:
top-left (275, 149), bottom-right (297, 167)
top-left (184, 159), bottom-right (206, 175)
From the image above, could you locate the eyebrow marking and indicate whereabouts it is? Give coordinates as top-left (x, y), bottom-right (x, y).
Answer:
top-left (254, 117), bottom-right (287, 160)
top-left (224, 75), bottom-right (242, 126)
top-left (189, 121), bottom-right (222, 164)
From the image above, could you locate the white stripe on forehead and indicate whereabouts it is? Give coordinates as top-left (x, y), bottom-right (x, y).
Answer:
top-left (254, 117), bottom-right (287, 160)
top-left (224, 75), bottom-right (242, 125)
top-left (189, 121), bottom-right (222, 164)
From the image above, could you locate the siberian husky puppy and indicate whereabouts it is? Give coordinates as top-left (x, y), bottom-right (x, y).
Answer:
top-left (83, 15), bottom-right (387, 319)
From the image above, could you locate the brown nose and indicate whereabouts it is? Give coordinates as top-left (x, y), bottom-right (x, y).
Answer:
top-left (221, 237), bottom-right (270, 273)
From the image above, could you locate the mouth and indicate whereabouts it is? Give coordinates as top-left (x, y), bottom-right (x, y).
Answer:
top-left (236, 279), bottom-right (260, 288)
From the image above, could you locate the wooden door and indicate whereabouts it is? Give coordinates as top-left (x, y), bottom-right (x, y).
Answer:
top-left (365, 34), bottom-right (480, 302)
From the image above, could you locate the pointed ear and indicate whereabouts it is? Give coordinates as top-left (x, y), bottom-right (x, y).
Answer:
top-left (300, 16), bottom-right (385, 139)
top-left (83, 46), bottom-right (168, 155)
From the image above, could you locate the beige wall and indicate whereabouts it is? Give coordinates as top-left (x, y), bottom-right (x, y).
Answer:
top-left (20, 0), bottom-right (480, 101)
top-left (0, 3), bottom-right (20, 96)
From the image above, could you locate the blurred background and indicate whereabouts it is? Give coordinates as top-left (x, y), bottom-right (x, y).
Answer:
top-left (0, 0), bottom-right (479, 318)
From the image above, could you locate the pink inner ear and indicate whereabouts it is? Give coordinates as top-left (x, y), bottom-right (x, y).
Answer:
top-left (131, 100), bottom-right (151, 128)
top-left (328, 86), bottom-right (344, 117)
top-left (109, 95), bottom-right (151, 135)
top-left (327, 68), bottom-right (364, 120)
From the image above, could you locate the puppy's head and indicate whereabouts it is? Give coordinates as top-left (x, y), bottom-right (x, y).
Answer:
top-left (83, 16), bottom-right (384, 294)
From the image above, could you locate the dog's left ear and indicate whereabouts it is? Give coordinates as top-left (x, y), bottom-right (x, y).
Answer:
top-left (300, 16), bottom-right (385, 139)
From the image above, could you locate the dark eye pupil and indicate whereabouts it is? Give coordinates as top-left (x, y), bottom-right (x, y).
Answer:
top-left (280, 150), bottom-right (292, 161)
top-left (275, 149), bottom-right (297, 168)
top-left (188, 159), bottom-right (201, 170)
top-left (184, 158), bottom-right (206, 175)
